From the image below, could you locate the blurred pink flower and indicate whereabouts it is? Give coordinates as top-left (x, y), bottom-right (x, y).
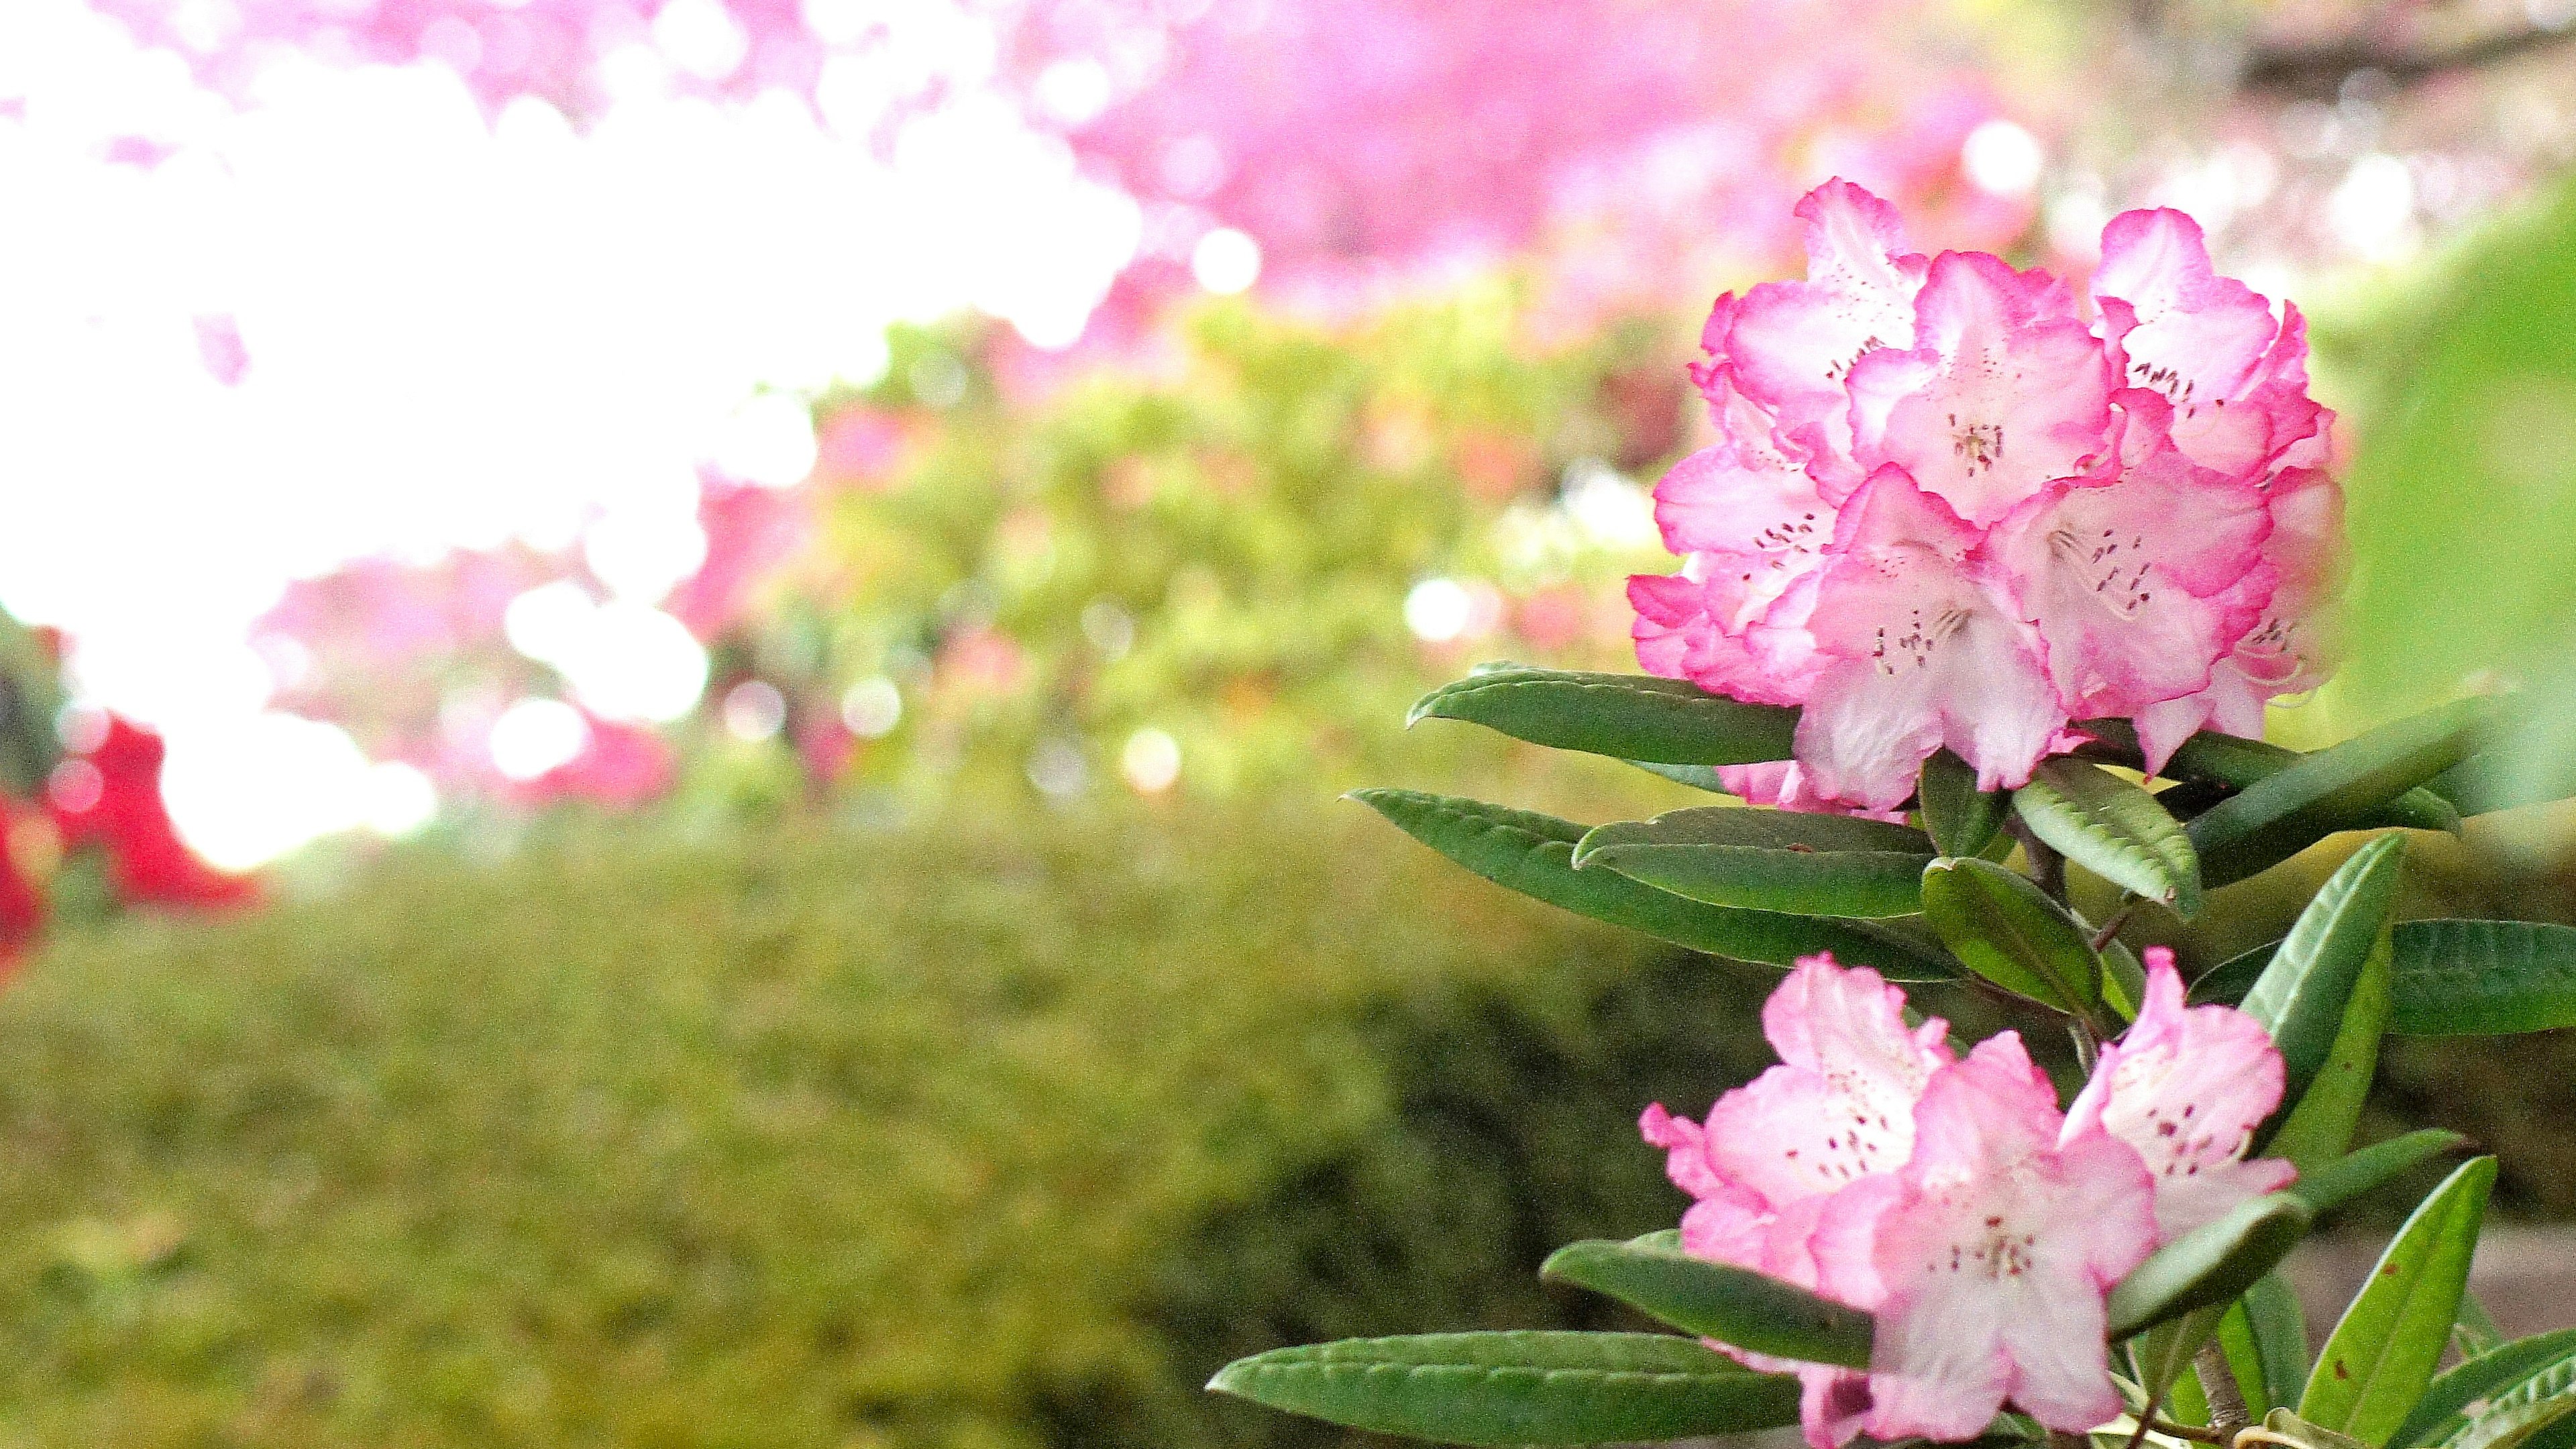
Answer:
top-left (665, 476), bottom-right (812, 641)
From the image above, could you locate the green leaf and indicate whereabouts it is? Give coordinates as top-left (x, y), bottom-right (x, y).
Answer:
top-left (2458, 1295), bottom-right (2508, 1360)
top-left (2078, 722), bottom-right (2457, 834)
top-left (2435, 1349), bottom-right (2576, 1449)
top-left (1626, 759), bottom-right (1737, 794)
top-left (2248, 1272), bottom-right (2314, 1415)
top-left (2108, 1192), bottom-right (2313, 1339)
top-left (1920, 749), bottom-right (2007, 859)
top-left (2263, 930), bottom-right (2395, 1169)
top-left (2222, 1301), bottom-right (2278, 1414)
top-left (2137, 1305), bottom-right (2234, 1400)
top-left (1205, 1330), bottom-right (1803, 1446)
top-left (1409, 667), bottom-right (1799, 765)
top-left (1572, 808), bottom-right (1935, 918)
top-left (2300, 1157), bottom-right (2499, 1445)
top-left (2263, 1409), bottom-right (2377, 1449)
top-left (2387, 920), bottom-right (2576, 1036)
top-left (2186, 699), bottom-right (2485, 888)
top-left (2102, 936), bottom-right (2150, 1023)
top-left (2288, 1130), bottom-right (2471, 1218)
top-left (2394, 1330), bottom-right (2576, 1449)
top-left (1541, 1237), bottom-right (1874, 1368)
top-left (2011, 758), bottom-right (2203, 916)
top-left (1919, 857), bottom-right (2102, 1017)
top-left (2241, 836), bottom-right (2408, 1112)
top-left (1350, 790), bottom-right (1957, 979)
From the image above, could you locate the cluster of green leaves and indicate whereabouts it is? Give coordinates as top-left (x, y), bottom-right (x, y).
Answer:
top-left (0, 802), bottom-right (1807, 1449)
top-left (1215, 663), bottom-right (2576, 1448)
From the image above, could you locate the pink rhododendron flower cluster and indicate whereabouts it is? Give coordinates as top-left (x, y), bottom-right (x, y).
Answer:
top-left (1644, 953), bottom-right (2292, 1446)
top-left (1633, 181), bottom-right (2342, 811)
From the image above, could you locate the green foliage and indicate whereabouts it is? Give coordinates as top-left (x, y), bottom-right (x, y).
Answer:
top-left (1539, 1237), bottom-right (1874, 1368)
top-left (2010, 758), bottom-right (2201, 917)
top-left (2187, 703), bottom-right (2479, 888)
top-left (1407, 667), bottom-right (1799, 767)
top-left (2240, 835), bottom-right (2406, 1113)
top-left (1205, 1332), bottom-right (1799, 1446)
top-left (2104, 1194), bottom-right (2310, 1340)
top-left (1350, 788), bottom-right (1955, 976)
top-left (1920, 855), bottom-right (2103, 1020)
top-left (1572, 807), bottom-right (1935, 918)
top-left (0, 804), bottom-right (1803, 1449)
top-left (2302, 1158), bottom-right (2498, 1446)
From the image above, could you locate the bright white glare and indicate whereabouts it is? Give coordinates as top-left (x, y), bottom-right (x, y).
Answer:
top-left (0, 0), bottom-right (1143, 863)
top-left (722, 678), bottom-right (788, 740)
top-left (710, 392), bottom-right (820, 487)
top-left (489, 697), bottom-right (590, 780)
top-left (839, 676), bottom-right (903, 737)
top-left (2330, 153), bottom-right (2419, 262)
top-left (1035, 58), bottom-right (1112, 125)
top-left (1561, 460), bottom-right (1659, 548)
top-left (362, 761), bottom-right (439, 837)
top-left (504, 580), bottom-right (600, 663)
top-left (159, 712), bottom-right (378, 869)
top-left (567, 603), bottom-right (708, 720)
top-left (1404, 578), bottom-right (1473, 643)
top-left (1962, 119), bottom-right (2044, 197)
top-left (1191, 227), bottom-right (1262, 294)
top-left (653, 0), bottom-right (749, 80)
top-left (1121, 727), bottom-right (1180, 793)
top-left (584, 494), bottom-right (710, 601)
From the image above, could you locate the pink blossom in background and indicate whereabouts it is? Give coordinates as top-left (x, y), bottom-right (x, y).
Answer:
top-left (1644, 953), bottom-right (2290, 1446)
top-left (508, 710), bottom-right (676, 807)
top-left (1633, 182), bottom-right (2340, 810)
top-left (665, 476), bottom-right (814, 641)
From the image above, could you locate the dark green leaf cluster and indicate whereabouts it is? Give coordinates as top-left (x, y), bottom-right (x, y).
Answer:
top-left (1215, 666), bottom-right (2576, 1448)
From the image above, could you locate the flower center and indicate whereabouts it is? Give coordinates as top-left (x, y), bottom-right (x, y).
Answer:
top-left (1870, 604), bottom-right (1972, 676)
top-left (2048, 527), bottom-right (2156, 616)
top-left (1948, 413), bottom-right (2005, 476)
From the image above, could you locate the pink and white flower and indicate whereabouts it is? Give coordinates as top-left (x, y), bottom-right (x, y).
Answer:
top-left (1633, 180), bottom-right (2339, 810)
top-left (2063, 948), bottom-right (2298, 1239)
top-left (1645, 953), bottom-right (2295, 1446)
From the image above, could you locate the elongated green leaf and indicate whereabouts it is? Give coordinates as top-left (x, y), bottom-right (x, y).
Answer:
top-left (2187, 699), bottom-right (2485, 888)
top-left (1627, 759), bottom-right (1736, 794)
top-left (2420, 752), bottom-right (2576, 819)
top-left (1409, 668), bottom-right (1799, 765)
top-left (2108, 1193), bottom-right (2312, 1339)
top-left (2437, 1350), bottom-right (2576, 1449)
top-left (1573, 808), bottom-right (1935, 917)
top-left (2012, 758), bottom-right (2204, 916)
top-left (2222, 1301), bottom-right (2278, 1414)
top-left (2301, 1157), bottom-right (2498, 1445)
top-left (2078, 722), bottom-right (2457, 833)
top-left (1207, 1331), bottom-right (1803, 1446)
top-left (2264, 930), bottom-right (2395, 1169)
top-left (2394, 1331), bottom-right (2576, 1449)
top-left (2138, 1305), bottom-right (2234, 1399)
top-left (1919, 857), bottom-right (2102, 1017)
top-left (2248, 1272), bottom-right (2314, 1416)
top-left (1541, 1238), bottom-right (1874, 1368)
top-left (1351, 790), bottom-right (1956, 978)
top-left (2103, 936), bottom-right (2149, 1022)
top-left (1920, 749), bottom-right (2007, 859)
top-left (2387, 920), bottom-right (2576, 1036)
top-left (2241, 836), bottom-right (2408, 1112)
top-left (2288, 1130), bottom-right (2470, 1218)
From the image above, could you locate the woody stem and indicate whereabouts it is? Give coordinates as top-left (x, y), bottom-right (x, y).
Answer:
top-left (2194, 1344), bottom-right (2253, 1436)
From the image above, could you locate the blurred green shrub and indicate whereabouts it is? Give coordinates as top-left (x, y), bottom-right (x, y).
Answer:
top-left (696, 293), bottom-right (1688, 812)
top-left (0, 800), bottom-right (1789, 1449)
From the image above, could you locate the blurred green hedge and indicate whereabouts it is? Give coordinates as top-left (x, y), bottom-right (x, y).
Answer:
top-left (0, 802), bottom-right (1792, 1449)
